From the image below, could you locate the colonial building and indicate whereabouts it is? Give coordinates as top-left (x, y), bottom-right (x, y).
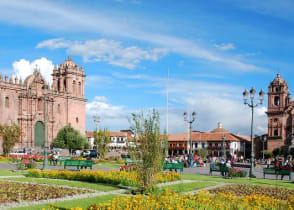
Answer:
top-left (86, 130), bottom-right (133, 157)
top-left (266, 73), bottom-right (294, 151)
top-left (0, 57), bottom-right (86, 152)
top-left (167, 122), bottom-right (250, 157)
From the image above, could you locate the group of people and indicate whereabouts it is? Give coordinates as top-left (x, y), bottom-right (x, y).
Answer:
top-left (165, 154), bottom-right (205, 168)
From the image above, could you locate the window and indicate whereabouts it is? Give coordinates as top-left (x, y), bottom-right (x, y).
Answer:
top-left (274, 96), bottom-right (280, 106)
top-left (274, 118), bottom-right (278, 122)
top-left (72, 81), bottom-right (76, 94)
top-left (274, 129), bottom-right (279, 136)
top-left (57, 104), bottom-right (60, 113)
top-left (76, 117), bottom-right (79, 123)
top-left (202, 143), bottom-right (205, 148)
top-left (5, 96), bottom-right (9, 108)
top-left (38, 98), bottom-right (43, 111)
top-left (64, 79), bottom-right (67, 91)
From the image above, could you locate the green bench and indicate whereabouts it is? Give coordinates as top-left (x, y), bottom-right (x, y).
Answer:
top-left (263, 168), bottom-right (276, 179)
top-left (163, 163), bottom-right (184, 173)
top-left (58, 156), bottom-right (72, 165)
top-left (64, 159), bottom-right (93, 170)
top-left (276, 169), bottom-right (292, 180)
top-left (209, 163), bottom-right (229, 176)
top-left (209, 163), bottom-right (221, 175)
top-left (263, 168), bottom-right (292, 180)
top-left (125, 158), bottom-right (133, 166)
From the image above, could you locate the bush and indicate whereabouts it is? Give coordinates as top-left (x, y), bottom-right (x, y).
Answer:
top-left (17, 159), bottom-right (36, 170)
top-left (228, 168), bottom-right (247, 177)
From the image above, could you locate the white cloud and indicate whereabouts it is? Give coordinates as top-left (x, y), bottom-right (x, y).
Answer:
top-left (93, 96), bottom-right (108, 102)
top-left (214, 43), bottom-right (236, 51)
top-left (37, 38), bottom-right (168, 69)
top-left (12, 57), bottom-right (54, 85)
top-left (232, 0), bottom-right (294, 22)
top-left (0, 0), bottom-right (266, 72)
top-left (85, 73), bottom-right (268, 135)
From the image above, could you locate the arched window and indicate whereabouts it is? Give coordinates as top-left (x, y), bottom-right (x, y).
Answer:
top-left (37, 98), bottom-right (43, 111)
top-left (78, 82), bottom-right (81, 95)
top-left (274, 96), bottom-right (280, 106)
top-left (274, 129), bottom-right (279, 136)
top-left (76, 117), bottom-right (79, 123)
top-left (57, 79), bottom-right (60, 92)
top-left (72, 80), bottom-right (76, 94)
top-left (57, 104), bottom-right (60, 113)
top-left (64, 79), bottom-right (67, 91)
top-left (5, 96), bottom-right (9, 108)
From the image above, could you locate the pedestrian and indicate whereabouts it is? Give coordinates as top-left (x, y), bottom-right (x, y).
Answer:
top-left (189, 154), bottom-right (194, 168)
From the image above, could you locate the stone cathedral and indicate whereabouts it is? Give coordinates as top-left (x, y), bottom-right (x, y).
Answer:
top-left (0, 57), bottom-right (86, 152)
top-left (267, 73), bottom-right (294, 151)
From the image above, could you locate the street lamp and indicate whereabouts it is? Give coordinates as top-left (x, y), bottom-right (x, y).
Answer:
top-left (222, 135), bottom-right (226, 160)
top-left (184, 111), bottom-right (196, 155)
top-left (42, 84), bottom-right (49, 170)
top-left (242, 87), bottom-right (265, 178)
top-left (93, 114), bottom-right (100, 131)
top-left (262, 135), bottom-right (267, 162)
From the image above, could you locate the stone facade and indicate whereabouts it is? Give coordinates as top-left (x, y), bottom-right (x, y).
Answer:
top-left (266, 73), bottom-right (294, 151)
top-left (0, 57), bottom-right (86, 152)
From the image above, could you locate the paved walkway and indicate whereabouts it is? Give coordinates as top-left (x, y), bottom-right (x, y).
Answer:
top-left (1, 163), bottom-right (293, 181)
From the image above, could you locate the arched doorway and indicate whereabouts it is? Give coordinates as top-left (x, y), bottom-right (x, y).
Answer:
top-left (34, 121), bottom-right (44, 147)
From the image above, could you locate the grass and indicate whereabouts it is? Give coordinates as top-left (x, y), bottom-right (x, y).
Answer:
top-left (3, 177), bottom-right (121, 192)
top-left (93, 163), bottom-right (121, 168)
top-left (161, 181), bottom-right (217, 193)
top-left (0, 169), bottom-right (26, 176)
top-left (8, 194), bottom-right (117, 210)
top-left (182, 174), bottom-right (294, 189)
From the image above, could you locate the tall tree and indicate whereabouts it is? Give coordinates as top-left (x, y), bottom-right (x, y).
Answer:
top-left (0, 123), bottom-right (21, 156)
top-left (53, 125), bottom-right (89, 154)
top-left (94, 129), bottom-right (110, 159)
top-left (128, 109), bottom-right (167, 191)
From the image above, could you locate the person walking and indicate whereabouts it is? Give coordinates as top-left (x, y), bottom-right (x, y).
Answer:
top-left (189, 154), bottom-right (194, 168)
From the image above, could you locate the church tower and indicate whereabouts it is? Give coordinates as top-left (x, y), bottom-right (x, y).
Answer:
top-left (51, 56), bottom-right (86, 136)
top-left (267, 73), bottom-right (291, 150)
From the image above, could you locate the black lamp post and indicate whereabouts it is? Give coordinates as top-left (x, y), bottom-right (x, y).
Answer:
top-left (242, 87), bottom-right (265, 178)
top-left (184, 111), bottom-right (196, 155)
top-left (222, 135), bottom-right (226, 160)
top-left (42, 84), bottom-right (49, 170)
top-left (262, 135), bottom-right (267, 161)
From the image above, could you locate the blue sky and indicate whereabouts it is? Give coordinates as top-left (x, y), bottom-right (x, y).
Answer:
top-left (1, 0), bottom-right (294, 135)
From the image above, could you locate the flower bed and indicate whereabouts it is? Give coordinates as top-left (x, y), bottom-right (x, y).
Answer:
top-left (209, 184), bottom-right (294, 200)
top-left (228, 168), bottom-right (247, 177)
top-left (27, 169), bottom-right (181, 187)
top-left (85, 190), bottom-right (293, 210)
top-left (0, 181), bottom-right (92, 204)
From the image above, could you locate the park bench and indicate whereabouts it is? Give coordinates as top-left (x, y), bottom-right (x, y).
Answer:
top-left (263, 168), bottom-right (276, 179)
top-left (276, 169), bottom-right (292, 180)
top-left (125, 158), bottom-right (133, 166)
top-left (209, 163), bottom-right (221, 175)
top-left (58, 156), bottom-right (72, 165)
top-left (163, 162), bottom-right (184, 173)
top-left (209, 163), bottom-right (230, 176)
top-left (64, 159), bottom-right (93, 170)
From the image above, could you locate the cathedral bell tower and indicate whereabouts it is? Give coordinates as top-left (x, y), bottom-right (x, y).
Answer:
top-left (267, 73), bottom-right (290, 150)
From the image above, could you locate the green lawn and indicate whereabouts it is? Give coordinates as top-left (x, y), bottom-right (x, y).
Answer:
top-left (182, 174), bottom-right (294, 189)
top-left (0, 169), bottom-right (26, 176)
top-left (4, 177), bottom-right (121, 191)
top-left (161, 181), bottom-right (217, 193)
top-left (93, 163), bottom-right (121, 168)
top-left (8, 194), bottom-right (117, 210)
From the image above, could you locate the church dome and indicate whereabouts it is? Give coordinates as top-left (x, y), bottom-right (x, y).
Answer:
top-left (271, 73), bottom-right (287, 85)
top-left (210, 122), bottom-right (229, 133)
